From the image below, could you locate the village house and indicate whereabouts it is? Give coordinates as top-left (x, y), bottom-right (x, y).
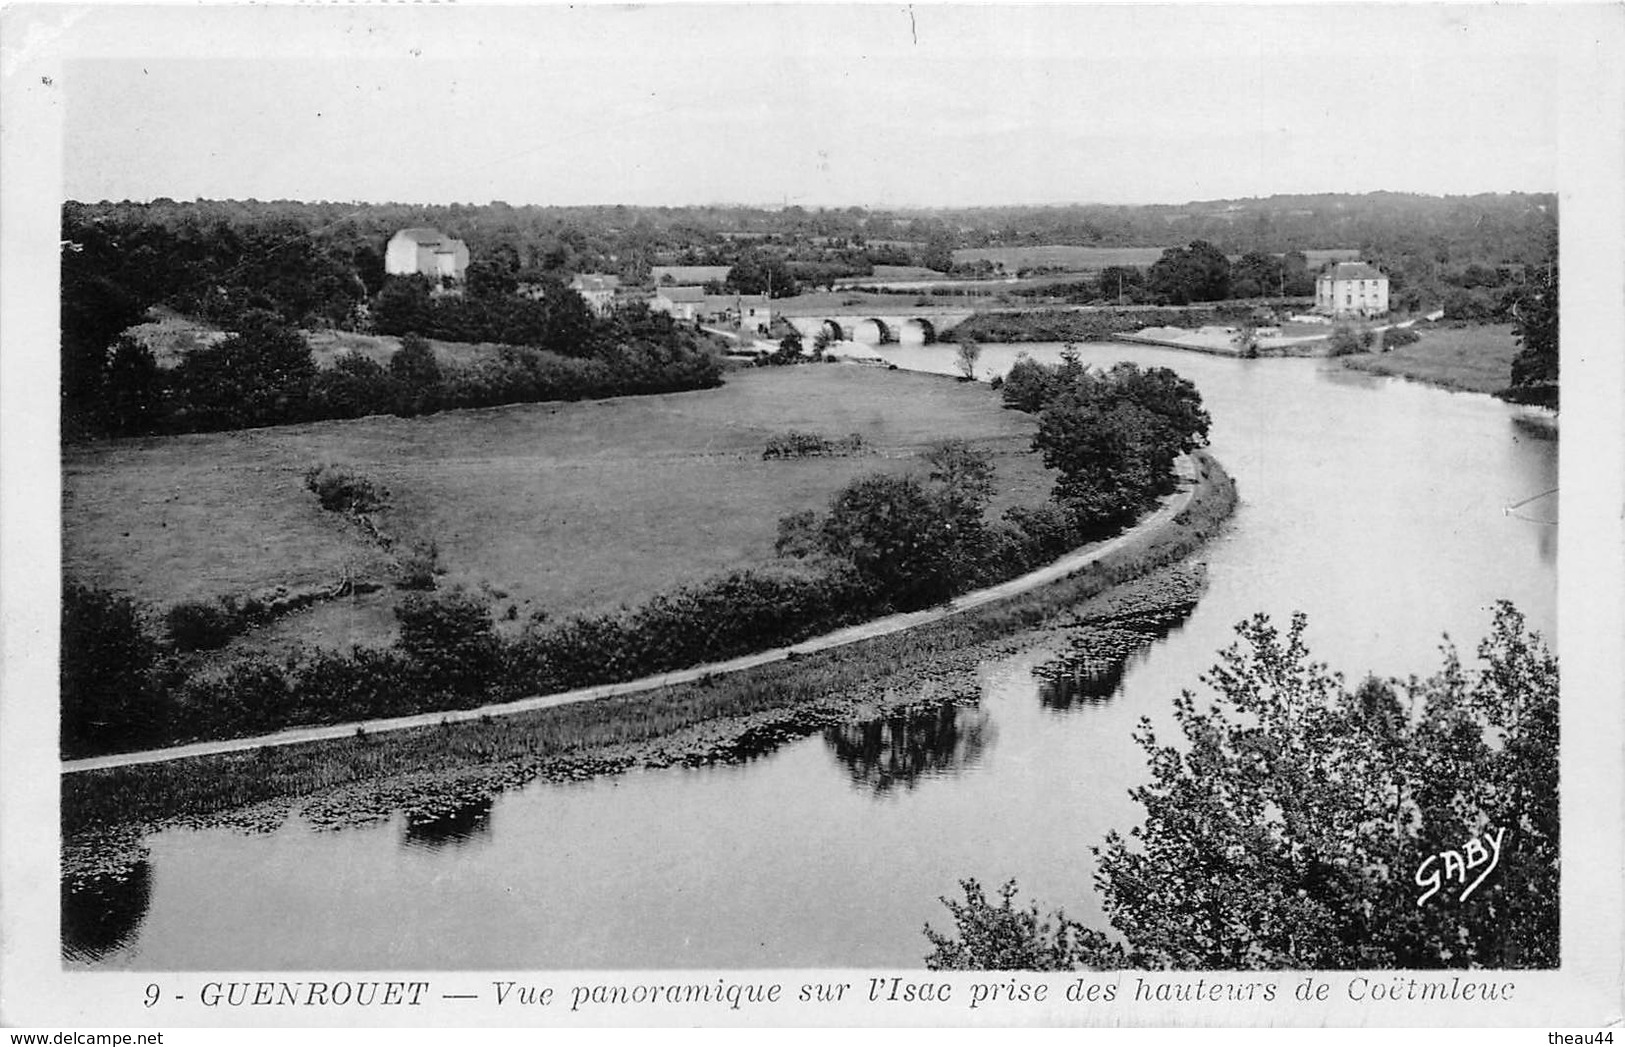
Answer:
top-left (385, 228), bottom-right (470, 284)
top-left (1315, 261), bottom-right (1390, 319)
top-left (702, 293), bottom-right (772, 334)
top-left (570, 274), bottom-right (622, 316)
top-left (651, 285), bottom-right (705, 322)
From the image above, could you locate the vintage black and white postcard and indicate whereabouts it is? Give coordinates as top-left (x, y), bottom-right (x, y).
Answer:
top-left (2, 2), bottom-right (1621, 1036)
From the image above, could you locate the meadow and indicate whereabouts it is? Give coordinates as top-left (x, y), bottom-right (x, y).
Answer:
top-left (950, 244), bottom-right (1362, 272)
top-left (1341, 323), bottom-right (1520, 395)
top-left (64, 364), bottom-right (1053, 657)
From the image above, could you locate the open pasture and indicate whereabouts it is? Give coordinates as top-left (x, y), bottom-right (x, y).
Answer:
top-left (64, 366), bottom-right (1052, 652)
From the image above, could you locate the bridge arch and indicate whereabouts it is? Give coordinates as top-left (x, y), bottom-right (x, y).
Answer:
top-left (852, 318), bottom-right (893, 345)
top-left (898, 318), bottom-right (937, 345)
top-left (820, 319), bottom-right (846, 342)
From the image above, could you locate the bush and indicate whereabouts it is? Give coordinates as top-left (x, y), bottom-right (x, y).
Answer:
top-left (304, 464), bottom-right (389, 514)
top-left (309, 352), bottom-right (401, 420)
top-left (762, 430), bottom-right (865, 460)
top-left (61, 584), bottom-right (170, 757)
top-left (389, 333), bottom-right (443, 416)
top-left (394, 590), bottom-right (502, 695)
top-left (1327, 325), bottom-right (1366, 356)
top-left (175, 656), bottom-right (296, 736)
top-left (1383, 326), bottom-right (1421, 350)
top-left (395, 539), bottom-right (442, 591)
top-left (165, 598), bottom-right (248, 652)
top-left (774, 509), bottom-right (823, 558)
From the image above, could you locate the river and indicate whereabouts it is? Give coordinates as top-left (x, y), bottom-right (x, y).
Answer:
top-left (65, 342), bottom-right (1557, 970)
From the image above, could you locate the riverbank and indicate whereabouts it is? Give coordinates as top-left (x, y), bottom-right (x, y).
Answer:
top-left (63, 451), bottom-right (1236, 875)
top-left (1337, 322), bottom-right (1520, 396)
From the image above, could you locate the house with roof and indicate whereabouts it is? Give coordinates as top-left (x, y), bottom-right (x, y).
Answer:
top-left (651, 285), bottom-right (706, 322)
top-left (702, 293), bottom-right (772, 334)
top-left (570, 274), bottom-right (621, 316)
top-left (1316, 261), bottom-right (1389, 319)
top-left (385, 228), bottom-right (470, 284)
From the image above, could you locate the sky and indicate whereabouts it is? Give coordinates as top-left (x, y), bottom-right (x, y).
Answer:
top-left (42, 3), bottom-right (1587, 209)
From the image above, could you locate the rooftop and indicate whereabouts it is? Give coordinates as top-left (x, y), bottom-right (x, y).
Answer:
top-left (1322, 261), bottom-right (1387, 281)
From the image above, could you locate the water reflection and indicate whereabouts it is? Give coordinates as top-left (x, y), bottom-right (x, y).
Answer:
top-left (1034, 625), bottom-right (1172, 711)
top-left (823, 703), bottom-right (993, 795)
top-left (401, 796), bottom-right (494, 851)
top-left (62, 856), bottom-right (151, 963)
top-left (1036, 652), bottom-right (1133, 709)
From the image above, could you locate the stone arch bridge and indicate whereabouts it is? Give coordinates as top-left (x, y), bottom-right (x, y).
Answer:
top-left (777, 307), bottom-right (976, 346)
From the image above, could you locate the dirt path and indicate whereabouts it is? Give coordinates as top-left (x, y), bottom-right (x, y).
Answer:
top-left (62, 458), bottom-right (1199, 775)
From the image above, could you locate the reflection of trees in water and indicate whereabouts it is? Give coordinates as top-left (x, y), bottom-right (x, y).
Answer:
top-left (824, 702), bottom-right (992, 795)
top-left (1034, 618), bottom-right (1188, 712)
top-left (62, 855), bottom-right (151, 963)
top-left (1036, 654), bottom-right (1132, 710)
top-left (402, 796), bottom-right (494, 850)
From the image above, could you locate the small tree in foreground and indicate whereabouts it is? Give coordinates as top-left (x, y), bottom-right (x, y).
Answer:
top-left (955, 336), bottom-right (983, 381)
top-left (925, 601), bottom-right (1558, 970)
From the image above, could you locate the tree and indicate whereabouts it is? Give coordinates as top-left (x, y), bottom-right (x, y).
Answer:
top-left (819, 473), bottom-right (959, 609)
top-left (767, 331), bottom-right (805, 366)
top-left (394, 590), bottom-right (501, 696)
top-left (1230, 251), bottom-right (1284, 299)
top-left (390, 333), bottom-right (443, 415)
top-left (370, 274), bottom-right (434, 336)
top-left (1148, 240), bottom-right (1231, 304)
top-left (1505, 263), bottom-right (1558, 409)
top-left (170, 310), bottom-right (315, 430)
top-left (924, 602), bottom-right (1559, 970)
top-left (921, 228), bottom-right (958, 274)
top-left (61, 584), bottom-right (169, 758)
top-left (725, 250), bottom-right (800, 298)
top-left (60, 255), bottom-right (149, 435)
top-left (1036, 394), bottom-right (1168, 534)
top-left (1281, 250), bottom-right (1315, 296)
top-left (464, 257), bottom-right (519, 299)
top-left (98, 336), bottom-right (169, 436)
top-left (311, 350), bottom-right (400, 420)
top-left (954, 336), bottom-right (982, 381)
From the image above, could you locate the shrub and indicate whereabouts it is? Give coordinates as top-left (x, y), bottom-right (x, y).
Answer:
top-left (1383, 327), bottom-right (1421, 350)
top-left (1327, 325), bottom-right (1366, 356)
top-left (309, 352), bottom-right (401, 420)
top-left (293, 646), bottom-right (421, 722)
top-left (165, 598), bottom-right (247, 652)
top-left (61, 584), bottom-right (169, 757)
top-left (395, 539), bottom-right (442, 591)
top-left (394, 590), bottom-right (502, 695)
top-left (304, 464), bottom-right (389, 514)
top-left (774, 509), bottom-right (823, 558)
top-left (763, 430), bottom-right (831, 459)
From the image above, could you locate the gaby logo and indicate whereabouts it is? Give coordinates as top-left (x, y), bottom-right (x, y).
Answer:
top-left (1415, 827), bottom-right (1507, 907)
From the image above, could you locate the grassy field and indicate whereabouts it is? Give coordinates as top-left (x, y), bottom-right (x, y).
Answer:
top-left (1341, 323), bottom-right (1519, 395)
top-left (301, 329), bottom-right (506, 370)
top-left (951, 245), bottom-right (1361, 272)
top-left (126, 312), bottom-right (524, 373)
top-left (952, 246), bottom-right (1168, 270)
top-left (64, 366), bottom-right (1053, 655)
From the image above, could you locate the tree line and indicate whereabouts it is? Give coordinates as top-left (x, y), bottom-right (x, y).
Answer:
top-left (71, 301), bottom-right (722, 439)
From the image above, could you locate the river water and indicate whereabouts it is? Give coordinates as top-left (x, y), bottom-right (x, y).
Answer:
top-left (66, 342), bottom-right (1557, 970)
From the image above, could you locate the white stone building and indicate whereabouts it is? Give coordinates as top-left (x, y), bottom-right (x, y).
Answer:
top-left (385, 228), bottom-right (470, 284)
top-left (1315, 261), bottom-right (1390, 319)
